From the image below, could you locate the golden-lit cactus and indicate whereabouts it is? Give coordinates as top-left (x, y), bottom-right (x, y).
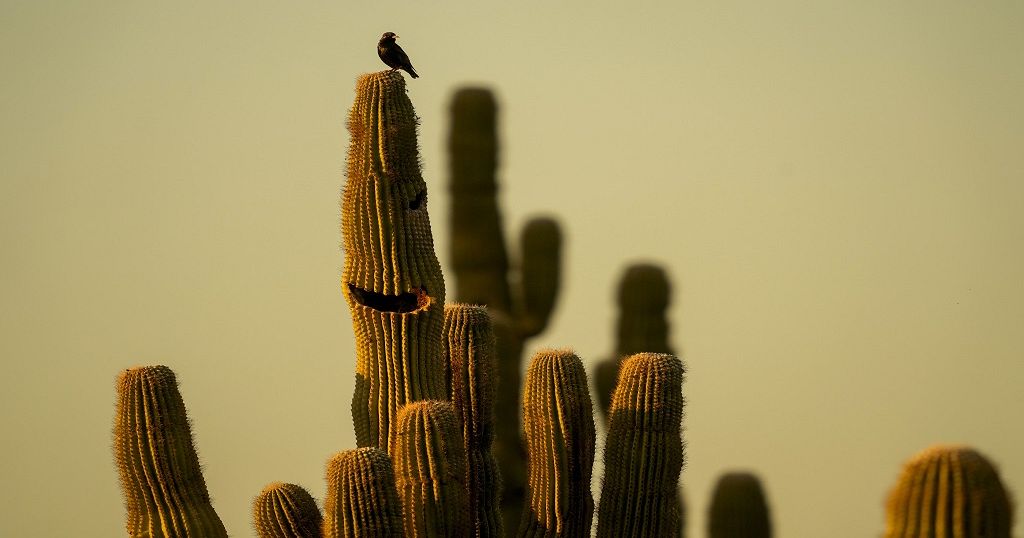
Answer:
top-left (448, 85), bottom-right (564, 532)
top-left (253, 482), bottom-right (323, 538)
top-left (323, 448), bottom-right (403, 538)
top-left (593, 263), bottom-right (673, 419)
top-left (391, 400), bottom-right (470, 537)
top-left (596, 353), bottom-right (685, 537)
top-left (444, 303), bottom-right (503, 537)
top-left (342, 70), bottom-right (448, 450)
top-left (883, 444), bottom-right (1014, 538)
top-left (518, 349), bottom-right (596, 537)
top-left (707, 472), bottom-right (772, 538)
top-left (112, 365), bottom-right (228, 538)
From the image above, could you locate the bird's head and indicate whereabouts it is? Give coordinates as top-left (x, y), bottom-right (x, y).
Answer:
top-left (380, 32), bottom-right (398, 42)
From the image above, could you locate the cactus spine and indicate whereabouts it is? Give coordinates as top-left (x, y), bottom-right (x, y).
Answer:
top-left (884, 444), bottom-right (1013, 538)
top-left (343, 70), bottom-right (448, 451)
top-left (596, 353), bottom-right (685, 537)
top-left (323, 448), bottom-right (403, 538)
top-left (448, 85), bottom-right (564, 533)
top-left (391, 400), bottom-right (471, 537)
top-left (112, 365), bottom-right (228, 538)
top-left (518, 349), bottom-right (596, 537)
top-left (444, 303), bottom-right (503, 537)
top-left (707, 472), bottom-right (772, 538)
top-left (593, 263), bottom-right (673, 419)
top-left (253, 482), bottom-right (323, 538)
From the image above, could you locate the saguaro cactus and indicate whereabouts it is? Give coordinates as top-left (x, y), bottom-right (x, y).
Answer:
top-left (448, 85), bottom-right (564, 532)
top-left (391, 400), bottom-right (471, 537)
top-left (343, 70), bottom-right (448, 451)
top-left (707, 472), bottom-right (772, 538)
top-left (444, 303), bottom-right (503, 537)
top-left (883, 444), bottom-right (1013, 538)
top-left (518, 349), bottom-right (596, 537)
top-left (596, 353), bottom-right (685, 537)
top-left (593, 263), bottom-right (673, 419)
top-left (323, 448), bottom-right (403, 538)
top-left (112, 365), bottom-right (228, 538)
top-left (253, 482), bottom-right (323, 538)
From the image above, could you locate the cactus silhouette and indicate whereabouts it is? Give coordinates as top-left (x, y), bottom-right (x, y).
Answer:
top-left (883, 444), bottom-right (1013, 538)
top-left (447, 85), bottom-right (563, 533)
top-left (343, 70), bottom-right (448, 451)
top-left (444, 303), bottom-right (503, 537)
top-left (518, 349), bottom-right (596, 537)
top-left (253, 482), bottom-right (323, 538)
top-left (707, 472), bottom-right (772, 538)
top-left (390, 400), bottom-right (471, 537)
top-left (112, 365), bottom-right (228, 538)
top-left (593, 263), bottom-right (673, 419)
top-left (596, 353), bottom-right (685, 537)
top-left (323, 448), bottom-right (403, 538)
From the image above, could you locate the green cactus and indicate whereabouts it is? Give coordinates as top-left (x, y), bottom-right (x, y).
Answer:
top-left (323, 448), bottom-right (403, 538)
top-left (253, 482), bottom-right (323, 538)
top-left (443, 303), bottom-right (503, 537)
top-left (112, 365), bottom-right (228, 538)
top-left (883, 444), bottom-right (1014, 538)
top-left (707, 472), bottom-right (771, 538)
top-left (391, 400), bottom-right (470, 537)
top-left (448, 85), bottom-right (564, 533)
top-left (596, 353), bottom-right (685, 537)
top-left (593, 263), bottom-right (673, 419)
top-left (343, 70), bottom-right (448, 451)
top-left (518, 349), bottom-right (596, 537)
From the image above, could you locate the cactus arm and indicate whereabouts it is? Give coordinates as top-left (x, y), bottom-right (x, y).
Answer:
top-left (515, 217), bottom-right (562, 337)
top-left (253, 482), bottom-right (323, 538)
top-left (707, 472), bottom-right (772, 538)
top-left (323, 448), bottom-right (403, 538)
top-left (112, 365), bottom-right (228, 538)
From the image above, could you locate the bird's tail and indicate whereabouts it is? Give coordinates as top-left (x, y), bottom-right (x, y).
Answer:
top-left (407, 67), bottom-right (419, 79)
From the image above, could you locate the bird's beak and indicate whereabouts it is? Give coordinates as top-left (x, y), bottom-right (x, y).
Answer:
top-left (395, 35), bottom-right (400, 39)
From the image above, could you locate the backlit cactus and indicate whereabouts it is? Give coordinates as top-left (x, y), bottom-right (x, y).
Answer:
top-left (883, 444), bottom-right (1013, 538)
top-left (593, 263), bottom-right (673, 419)
top-left (323, 448), bottom-right (403, 538)
top-left (391, 401), bottom-right (470, 537)
top-left (519, 349), bottom-right (596, 537)
top-left (596, 353), bottom-right (685, 537)
top-left (112, 365), bottom-right (228, 538)
top-left (448, 85), bottom-right (564, 532)
top-left (444, 303), bottom-right (503, 537)
top-left (343, 70), bottom-right (448, 450)
top-left (253, 482), bottom-right (323, 538)
top-left (707, 472), bottom-right (772, 538)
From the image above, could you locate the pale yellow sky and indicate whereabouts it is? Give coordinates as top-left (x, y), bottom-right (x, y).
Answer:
top-left (2, 2), bottom-right (1022, 536)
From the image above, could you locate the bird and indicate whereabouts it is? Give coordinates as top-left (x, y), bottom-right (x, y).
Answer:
top-left (377, 32), bottom-right (419, 79)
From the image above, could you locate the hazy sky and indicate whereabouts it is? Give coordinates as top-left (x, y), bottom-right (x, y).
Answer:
top-left (2, 2), bottom-right (1022, 536)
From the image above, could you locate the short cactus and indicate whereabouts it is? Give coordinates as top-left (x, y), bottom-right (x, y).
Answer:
top-left (448, 85), bottom-right (564, 533)
top-left (593, 263), bottom-right (673, 419)
top-left (390, 400), bottom-right (470, 537)
top-left (883, 444), bottom-right (1014, 538)
top-left (596, 353), bottom-right (685, 537)
top-left (323, 448), bottom-right (403, 538)
top-left (518, 349), bottom-right (596, 537)
top-left (253, 482), bottom-right (323, 538)
top-left (707, 472), bottom-right (772, 538)
top-left (342, 70), bottom-right (448, 451)
top-left (112, 365), bottom-right (228, 538)
top-left (444, 303), bottom-right (503, 537)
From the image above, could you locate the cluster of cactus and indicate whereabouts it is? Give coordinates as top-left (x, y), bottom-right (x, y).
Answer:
top-left (110, 69), bottom-right (1016, 538)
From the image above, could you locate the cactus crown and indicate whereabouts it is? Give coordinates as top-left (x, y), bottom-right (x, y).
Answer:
top-left (252, 482), bottom-right (322, 538)
top-left (884, 444), bottom-right (1013, 538)
top-left (323, 448), bottom-right (403, 538)
top-left (707, 472), bottom-right (772, 538)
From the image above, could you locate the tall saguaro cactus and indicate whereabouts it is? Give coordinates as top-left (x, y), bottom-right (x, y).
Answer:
top-left (343, 70), bottom-right (448, 451)
top-left (519, 349), bottom-right (596, 537)
top-left (448, 86), bottom-right (564, 532)
top-left (597, 353), bottom-right (685, 537)
top-left (323, 448), bottom-right (403, 538)
top-left (707, 472), bottom-right (772, 538)
top-left (883, 444), bottom-right (1013, 538)
top-left (112, 365), bottom-right (228, 538)
top-left (252, 482), bottom-right (323, 538)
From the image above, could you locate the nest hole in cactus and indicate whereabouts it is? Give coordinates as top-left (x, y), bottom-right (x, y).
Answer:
top-left (409, 188), bottom-right (426, 210)
top-left (347, 284), bottom-right (431, 313)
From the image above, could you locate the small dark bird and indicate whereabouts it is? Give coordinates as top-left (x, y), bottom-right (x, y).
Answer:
top-left (377, 32), bottom-right (419, 79)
